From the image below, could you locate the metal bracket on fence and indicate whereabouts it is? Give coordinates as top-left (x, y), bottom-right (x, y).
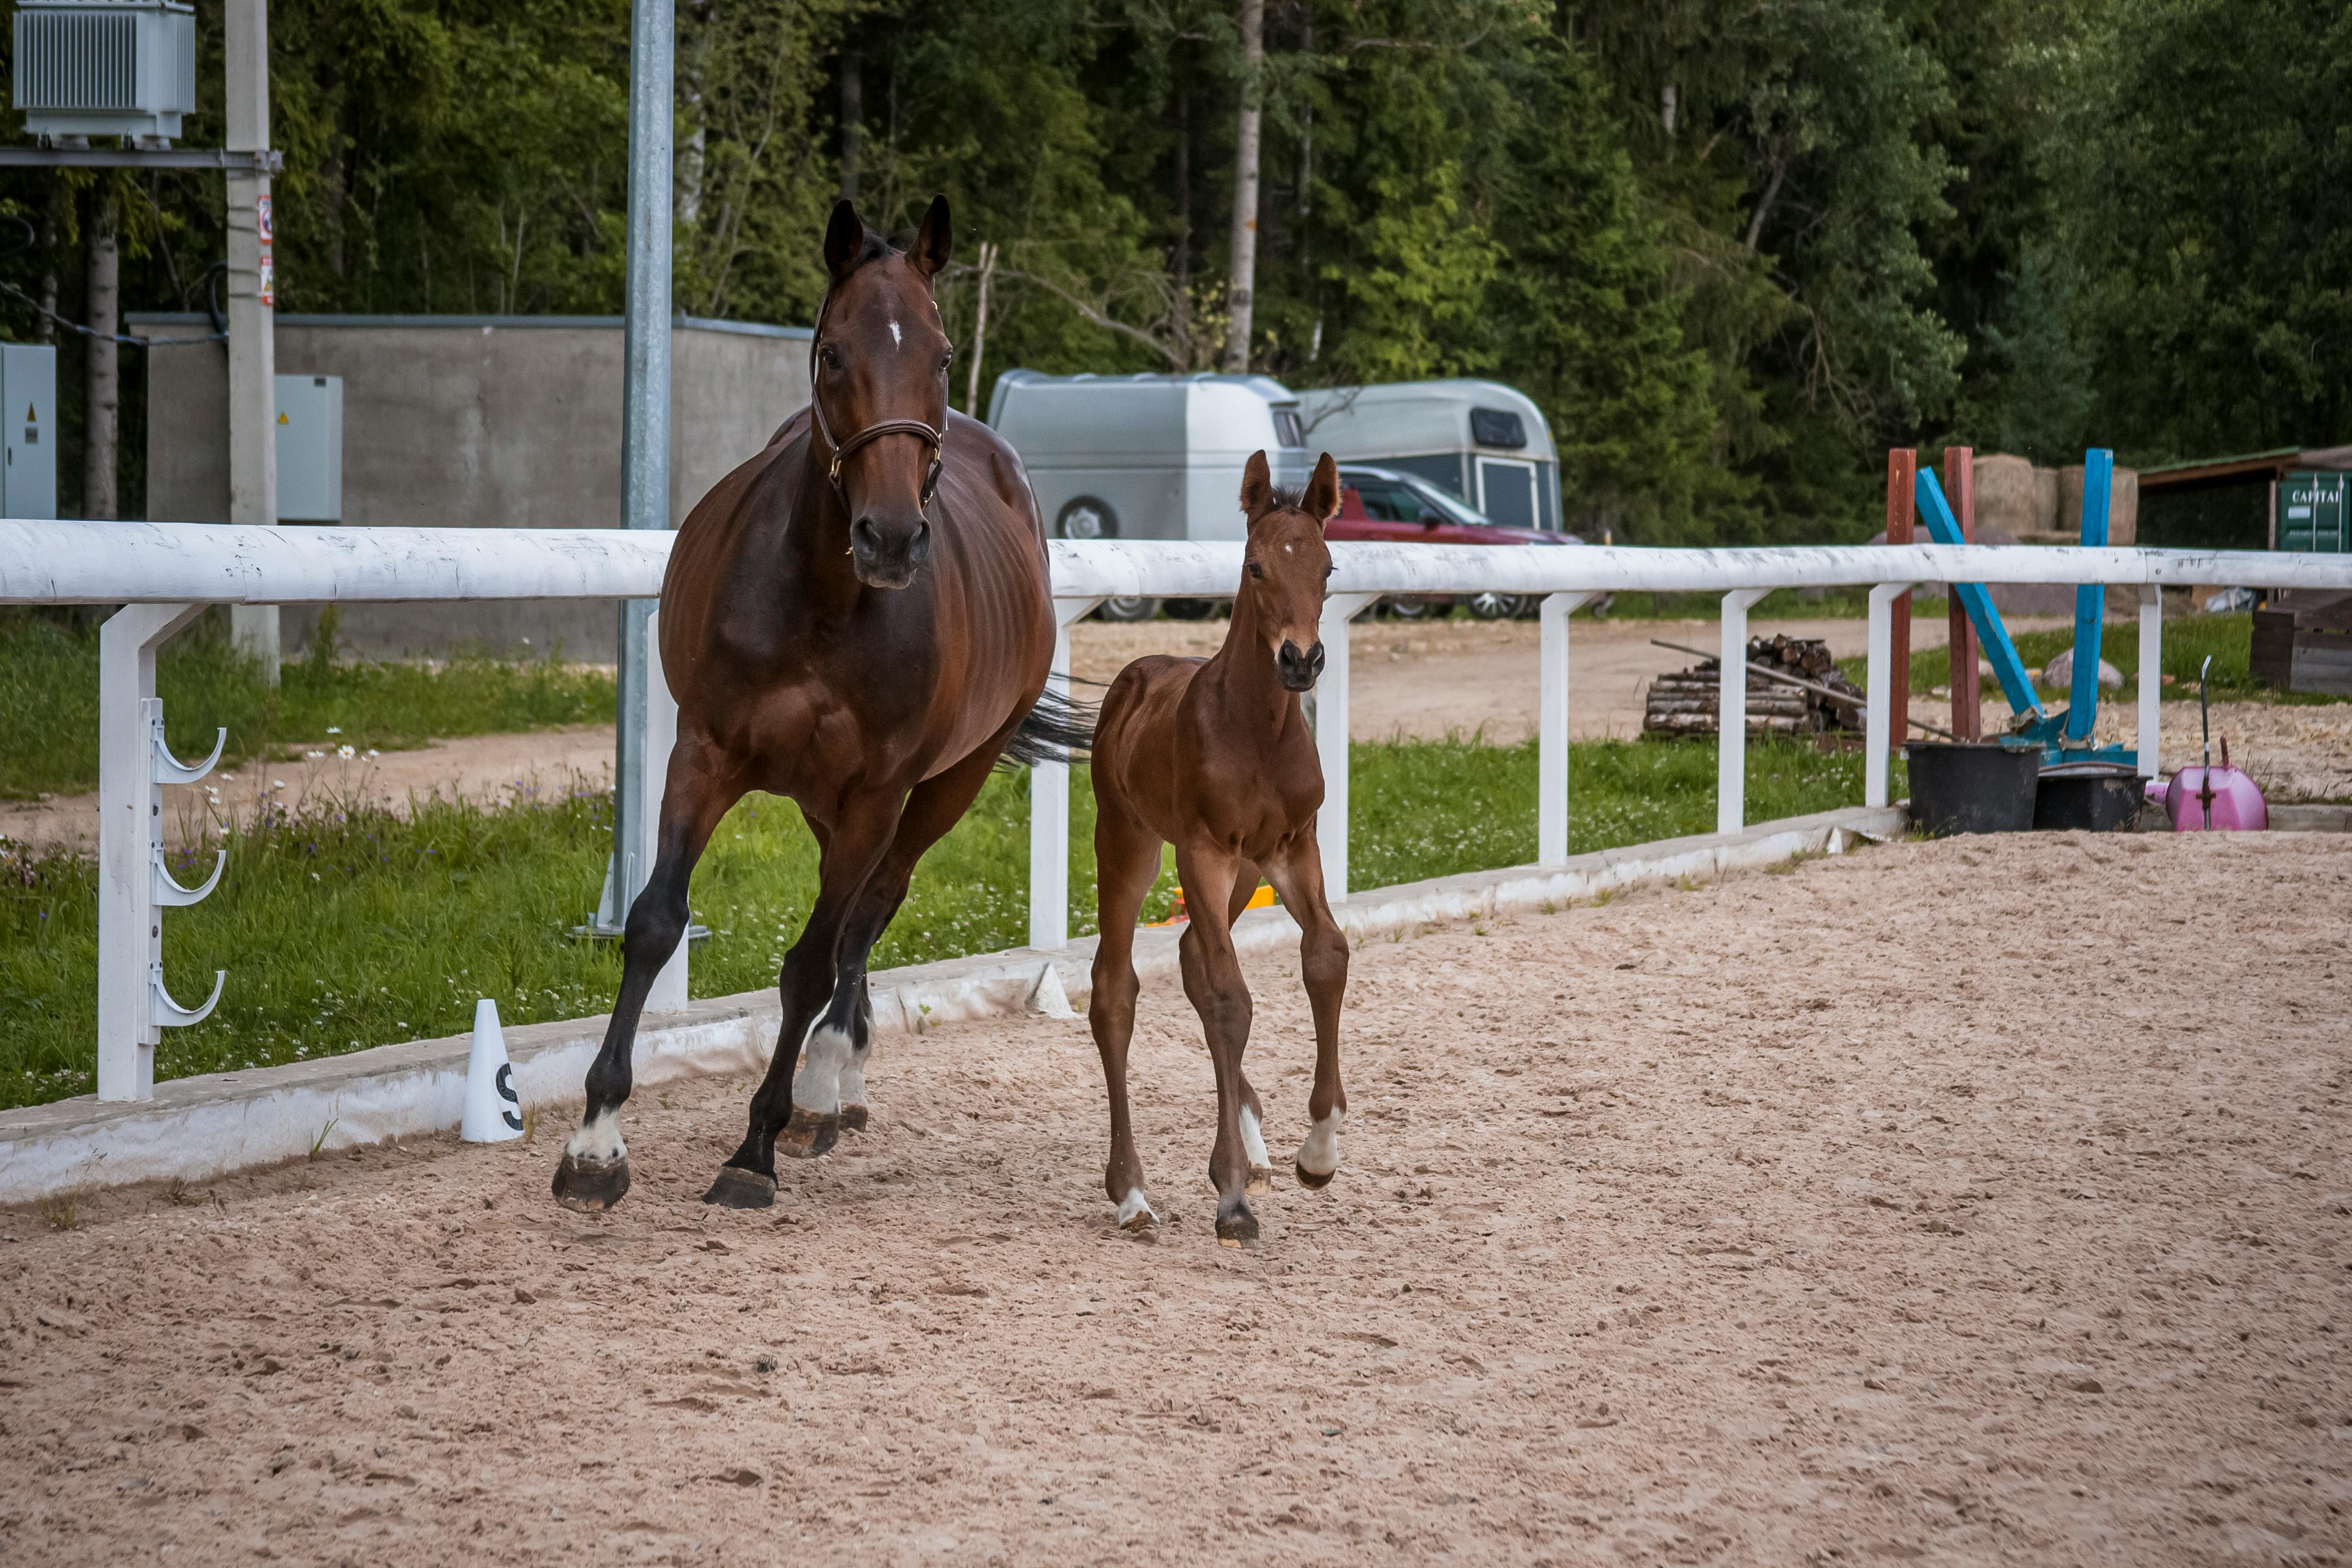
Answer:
top-left (141, 696), bottom-right (225, 1036)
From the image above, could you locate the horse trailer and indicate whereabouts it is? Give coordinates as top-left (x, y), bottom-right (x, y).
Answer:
top-left (987, 370), bottom-right (1312, 544)
top-left (1294, 379), bottom-right (1562, 533)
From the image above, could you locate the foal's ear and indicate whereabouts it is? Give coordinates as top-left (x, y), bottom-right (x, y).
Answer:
top-left (824, 199), bottom-right (867, 281)
top-left (1302, 452), bottom-right (1342, 525)
top-left (910, 195), bottom-right (954, 280)
top-left (1238, 450), bottom-right (1275, 520)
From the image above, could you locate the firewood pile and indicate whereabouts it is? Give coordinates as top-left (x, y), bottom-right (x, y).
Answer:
top-left (1642, 635), bottom-right (1866, 737)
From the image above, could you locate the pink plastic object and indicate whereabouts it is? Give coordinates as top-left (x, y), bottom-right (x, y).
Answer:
top-left (2164, 766), bottom-right (2267, 831)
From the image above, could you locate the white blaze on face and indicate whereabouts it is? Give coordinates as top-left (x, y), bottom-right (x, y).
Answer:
top-left (889, 319), bottom-right (903, 350)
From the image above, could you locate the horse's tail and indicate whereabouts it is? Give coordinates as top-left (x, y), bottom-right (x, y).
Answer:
top-left (997, 683), bottom-right (1096, 769)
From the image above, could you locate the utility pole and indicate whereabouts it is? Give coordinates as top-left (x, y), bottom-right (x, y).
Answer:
top-left (592, 0), bottom-right (674, 938)
top-left (84, 184), bottom-right (118, 520)
top-left (1220, 0), bottom-right (1264, 373)
top-left (225, 0), bottom-right (278, 681)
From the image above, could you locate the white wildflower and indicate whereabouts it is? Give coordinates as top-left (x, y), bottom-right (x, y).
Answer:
top-left (337, 744), bottom-right (356, 760)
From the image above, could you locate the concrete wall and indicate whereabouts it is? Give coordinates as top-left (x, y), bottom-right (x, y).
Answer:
top-left (131, 313), bottom-right (812, 658)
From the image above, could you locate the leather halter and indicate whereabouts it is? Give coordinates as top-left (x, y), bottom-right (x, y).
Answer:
top-left (807, 291), bottom-right (946, 510)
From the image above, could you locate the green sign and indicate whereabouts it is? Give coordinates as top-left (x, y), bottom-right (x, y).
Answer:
top-left (2280, 471), bottom-right (2348, 552)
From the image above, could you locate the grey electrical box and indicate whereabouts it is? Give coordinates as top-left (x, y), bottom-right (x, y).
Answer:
top-left (13, 0), bottom-right (198, 141)
top-left (1, 344), bottom-right (56, 519)
top-left (275, 374), bottom-right (342, 521)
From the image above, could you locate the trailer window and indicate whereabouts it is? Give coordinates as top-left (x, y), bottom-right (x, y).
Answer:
top-left (1271, 409), bottom-right (1305, 448)
top-left (1469, 407), bottom-right (1527, 449)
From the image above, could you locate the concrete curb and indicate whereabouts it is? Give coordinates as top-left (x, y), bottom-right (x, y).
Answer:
top-left (0, 804), bottom-right (1901, 1205)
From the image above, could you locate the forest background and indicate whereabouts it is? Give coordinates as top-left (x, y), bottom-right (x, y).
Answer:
top-left (0, 0), bottom-right (2344, 546)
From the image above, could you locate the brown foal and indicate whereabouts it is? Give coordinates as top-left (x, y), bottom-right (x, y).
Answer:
top-left (1088, 451), bottom-right (1352, 1246)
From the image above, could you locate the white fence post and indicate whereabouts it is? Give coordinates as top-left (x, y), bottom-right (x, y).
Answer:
top-left (641, 607), bottom-right (688, 1012)
top-left (1717, 587), bottom-right (1770, 835)
top-left (1314, 594), bottom-right (1378, 901)
top-left (98, 602), bottom-right (209, 1101)
top-left (1538, 591), bottom-right (1597, 867)
top-left (1865, 582), bottom-right (1914, 808)
top-left (2137, 586), bottom-right (2162, 778)
top-left (1029, 599), bottom-right (1101, 951)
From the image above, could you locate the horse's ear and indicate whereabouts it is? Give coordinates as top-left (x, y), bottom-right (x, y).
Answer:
top-left (1238, 450), bottom-right (1274, 520)
top-left (824, 199), bottom-right (865, 281)
top-left (1302, 453), bottom-right (1341, 525)
top-left (910, 195), bottom-right (954, 280)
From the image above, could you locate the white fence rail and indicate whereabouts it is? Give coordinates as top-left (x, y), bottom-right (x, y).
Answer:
top-left (9, 520), bottom-right (2352, 1102)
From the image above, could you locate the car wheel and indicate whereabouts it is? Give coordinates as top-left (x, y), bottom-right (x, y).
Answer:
top-left (1383, 595), bottom-right (1455, 620)
top-left (1055, 496), bottom-right (1118, 541)
top-left (1466, 591), bottom-right (1526, 621)
top-left (1094, 597), bottom-right (1161, 623)
top-left (1162, 597), bottom-right (1226, 620)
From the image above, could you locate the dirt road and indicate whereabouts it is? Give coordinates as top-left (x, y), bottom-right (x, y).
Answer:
top-left (4, 831), bottom-right (2346, 1564)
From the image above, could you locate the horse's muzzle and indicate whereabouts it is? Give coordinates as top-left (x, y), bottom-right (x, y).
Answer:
top-left (1277, 639), bottom-right (1325, 692)
top-left (851, 515), bottom-right (931, 589)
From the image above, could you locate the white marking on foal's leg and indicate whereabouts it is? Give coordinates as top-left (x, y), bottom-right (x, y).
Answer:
top-left (839, 1048), bottom-right (869, 1111)
top-left (1296, 1109), bottom-right (1344, 1182)
top-left (793, 1022), bottom-right (853, 1114)
top-left (1239, 1105), bottom-right (1270, 1168)
top-left (563, 1108), bottom-right (625, 1164)
top-left (1116, 1188), bottom-right (1158, 1229)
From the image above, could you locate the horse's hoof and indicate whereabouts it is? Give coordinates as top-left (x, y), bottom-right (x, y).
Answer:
top-left (1246, 1164), bottom-right (1275, 1195)
top-left (776, 1107), bottom-right (841, 1161)
top-left (1117, 1188), bottom-right (1158, 1231)
top-left (839, 1103), bottom-right (869, 1134)
top-left (1293, 1159), bottom-right (1337, 1191)
top-left (552, 1153), bottom-right (630, 1212)
top-left (703, 1166), bottom-right (777, 1208)
top-left (1215, 1197), bottom-right (1260, 1249)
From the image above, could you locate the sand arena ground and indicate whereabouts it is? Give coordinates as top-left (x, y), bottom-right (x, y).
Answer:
top-left (3, 831), bottom-right (2349, 1565)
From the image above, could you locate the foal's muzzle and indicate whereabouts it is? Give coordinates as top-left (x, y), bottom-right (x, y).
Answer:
top-left (1277, 639), bottom-right (1326, 692)
top-left (851, 514), bottom-right (932, 589)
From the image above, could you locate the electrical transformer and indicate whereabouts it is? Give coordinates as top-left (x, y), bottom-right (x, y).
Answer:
top-left (13, 0), bottom-right (198, 141)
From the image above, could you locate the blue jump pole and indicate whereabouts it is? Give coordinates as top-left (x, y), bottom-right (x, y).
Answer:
top-left (2066, 450), bottom-right (2114, 743)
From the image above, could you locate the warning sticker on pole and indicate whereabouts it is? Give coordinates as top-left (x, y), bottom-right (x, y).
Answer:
top-left (257, 194), bottom-right (274, 244)
top-left (258, 252), bottom-right (275, 307)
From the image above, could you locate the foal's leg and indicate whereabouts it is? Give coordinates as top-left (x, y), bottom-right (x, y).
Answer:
top-left (1261, 830), bottom-right (1350, 1189)
top-left (705, 792), bottom-right (904, 1207)
top-left (1090, 804), bottom-right (1164, 1228)
top-left (553, 737), bottom-right (741, 1211)
top-left (1173, 842), bottom-right (1257, 1245)
top-left (824, 736), bottom-right (1012, 1134)
top-left (1222, 859), bottom-right (1275, 1194)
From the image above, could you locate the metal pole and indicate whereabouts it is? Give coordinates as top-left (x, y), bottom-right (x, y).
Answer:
top-left (224, 0), bottom-right (277, 682)
top-left (599, 0), bottom-right (675, 937)
top-left (1865, 583), bottom-right (1913, 808)
top-left (2136, 586), bottom-right (2162, 778)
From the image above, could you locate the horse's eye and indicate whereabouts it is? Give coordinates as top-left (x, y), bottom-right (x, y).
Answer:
top-left (1248, 562), bottom-right (1265, 580)
top-left (819, 345), bottom-right (841, 372)
top-left (1324, 566), bottom-right (1335, 579)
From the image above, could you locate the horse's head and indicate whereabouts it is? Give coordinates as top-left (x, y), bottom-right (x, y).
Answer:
top-left (813, 195), bottom-right (956, 590)
top-left (1239, 450), bottom-right (1340, 693)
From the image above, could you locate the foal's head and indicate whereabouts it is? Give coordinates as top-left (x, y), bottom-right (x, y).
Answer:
top-left (813, 195), bottom-right (956, 589)
top-left (1239, 450), bottom-right (1341, 693)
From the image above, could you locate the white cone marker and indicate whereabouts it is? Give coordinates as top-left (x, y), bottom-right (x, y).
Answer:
top-left (1030, 962), bottom-right (1077, 1020)
top-left (460, 998), bottom-right (525, 1144)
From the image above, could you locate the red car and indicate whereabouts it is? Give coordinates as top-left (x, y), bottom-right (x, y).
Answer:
top-left (1330, 464), bottom-right (1580, 620)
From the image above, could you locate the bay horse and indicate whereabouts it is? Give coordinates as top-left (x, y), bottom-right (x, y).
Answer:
top-left (1087, 451), bottom-right (1351, 1246)
top-left (553, 195), bottom-right (1077, 1212)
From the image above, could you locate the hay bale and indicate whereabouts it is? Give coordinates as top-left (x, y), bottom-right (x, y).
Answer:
top-left (2059, 464), bottom-right (2139, 545)
top-left (1972, 454), bottom-right (2039, 538)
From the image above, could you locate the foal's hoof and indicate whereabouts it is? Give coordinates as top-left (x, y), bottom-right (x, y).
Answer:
top-left (839, 1103), bottom-right (870, 1134)
top-left (703, 1166), bottom-right (777, 1209)
top-left (552, 1153), bottom-right (631, 1212)
top-left (1246, 1164), bottom-right (1275, 1196)
top-left (1215, 1196), bottom-right (1260, 1249)
top-left (776, 1107), bottom-right (841, 1161)
top-left (1293, 1158), bottom-right (1337, 1191)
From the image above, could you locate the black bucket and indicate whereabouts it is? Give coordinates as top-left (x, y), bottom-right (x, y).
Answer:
top-left (2034, 764), bottom-right (2144, 832)
top-left (1904, 742), bottom-right (2041, 836)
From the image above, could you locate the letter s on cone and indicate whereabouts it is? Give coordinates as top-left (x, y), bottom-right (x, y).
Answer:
top-left (461, 998), bottom-right (525, 1143)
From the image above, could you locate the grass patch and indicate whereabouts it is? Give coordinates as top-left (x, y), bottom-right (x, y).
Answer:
top-left (0, 734), bottom-right (1874, 1110)
top-left (0, 607), bottom-right (616, 801)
